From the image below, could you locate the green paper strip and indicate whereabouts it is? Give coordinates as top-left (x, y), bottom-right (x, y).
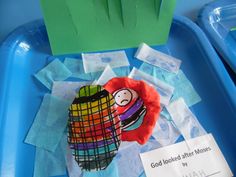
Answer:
top-left (154, 0), bottom-right (162, 19)
top-left (121, 0), bottom-right (137, 28)
top-left (40, 0), bottom-right (81, 54)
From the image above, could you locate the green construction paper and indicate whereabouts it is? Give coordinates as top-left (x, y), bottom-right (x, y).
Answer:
top-left (40, 0), bottom-right (176, 55)
top-left (155, 0), bottom-right (162, 18)
top-left (121, 0), bottom-right (137, 28)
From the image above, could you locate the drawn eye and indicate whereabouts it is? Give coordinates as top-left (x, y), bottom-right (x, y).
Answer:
top-left (118, 95), bottom-right (120, 97)
top-left (124, 92), bottom-right (126, 94)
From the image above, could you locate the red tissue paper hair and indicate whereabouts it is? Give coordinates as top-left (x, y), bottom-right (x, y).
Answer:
top-left (104, 77), bottom-right (161, 145)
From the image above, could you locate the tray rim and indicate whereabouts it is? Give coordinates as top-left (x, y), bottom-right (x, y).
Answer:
top-left (174, 16), bottom-right (236, 111)
top-left (198, 0), bottom-right (236, 73)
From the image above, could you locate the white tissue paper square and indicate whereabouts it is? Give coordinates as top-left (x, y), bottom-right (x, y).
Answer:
top-left (152, 115), bottom-right (180, 146)
top-left (129, 67), bottom-right (174, 106)
top-left (52, 81), bottom-right (91, 100)
top-left (135, 43), bottom-right (181, 73)
top-left (95, 65), bottom-right (117, 85)
top-left (166, 98), bottom-right (207, 140)
top-left (82, 50), bottom-right (130, 73)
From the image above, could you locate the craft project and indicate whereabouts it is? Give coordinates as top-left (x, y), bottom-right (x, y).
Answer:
top-left (67, 85), bottom-right (121, 171)
top-left (104, 77), bottom-right (161, 144)
top-left (113, 88), bottom-right (146, 131)
top-left (40, 0), bottom-right (176, 54)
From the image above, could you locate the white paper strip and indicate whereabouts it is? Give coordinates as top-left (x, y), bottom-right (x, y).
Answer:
top-left (96, 65), bottom-right (117, 85)
top-left (66, 147), bottom-right (83, 177)
top-left (52, 81), bottom-right (91, 100)
top-left (82, 50), bottom-right (130, 73)
top-left (166, 98), bottom-right (207, 140)
top-left (152, 115), bottom-right (180, 147)
top-left (129, 67), bottom-right (174, 106)
top-left (135, 43), bottom-right (181, 73)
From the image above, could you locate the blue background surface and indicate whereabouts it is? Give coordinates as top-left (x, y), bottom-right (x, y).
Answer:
top-left (0, 16), bottom-right (235, 177)
top-left (0, 0), bottom-right (214, 43)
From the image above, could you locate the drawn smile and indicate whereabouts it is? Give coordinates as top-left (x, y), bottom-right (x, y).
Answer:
top-left (121, 99), bottom-right (129, 104)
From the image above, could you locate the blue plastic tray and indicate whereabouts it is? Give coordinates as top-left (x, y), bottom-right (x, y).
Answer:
top-left (0, 16), bottom-right (236, 177)
top-left (198, 0), bottom-right (236, 74)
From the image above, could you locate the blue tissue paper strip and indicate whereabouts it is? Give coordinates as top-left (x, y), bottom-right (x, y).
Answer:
top-left (25, 94), bottom-right (73, 152)
top-left (115, 139), bottom-right (161, 177)
top-left (35, 59), bottom-right (72, 90)
top-left (139, 63), bottom-right (201, 106)
top-left (83, 159), bottom-right (119, 177)
top-left (139, 171), bottom-right (146, 177)
top-left (64, 57), bottom-right (130, 81)
top-left (64, 58), bottom-right (102, 81)
top-left (33, 134), bottom-right (67, 177)
top-left (116, 142), bottom-right (142, 177)
top-left (113, 66), bottom-right (130, 77)
top-left (160, 108), bottom-right (172, 121)
top-left (66, 147), bottom-right (83, 177)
